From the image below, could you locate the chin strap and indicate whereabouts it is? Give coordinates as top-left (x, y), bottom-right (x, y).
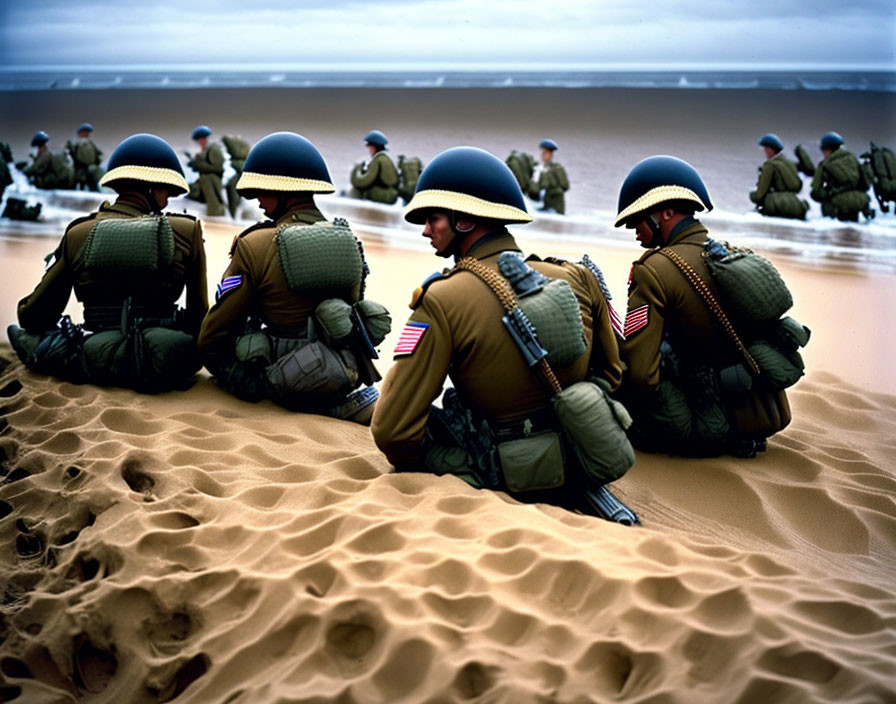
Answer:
top-left (438, 211), bottom-right (476, 260)
top-left (643, 213), bottom-right (663, 249)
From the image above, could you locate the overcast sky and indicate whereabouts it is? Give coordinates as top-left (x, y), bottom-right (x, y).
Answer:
top-left (1, 0), bottom-right (894, 69)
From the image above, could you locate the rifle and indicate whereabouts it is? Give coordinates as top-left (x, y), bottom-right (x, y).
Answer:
top-left (348, 305), bottom-right (382, 385)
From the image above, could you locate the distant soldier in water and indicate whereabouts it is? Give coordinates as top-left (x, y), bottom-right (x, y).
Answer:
top-left (222, 134), bottom-right (251, 218)
top-left (22, 131), bottom-right (74, 190)
top-left (810, 132), bottom-right (874, 222)
top-left (67, 123), bottom-right (103, 192)
top-left (186, 125), bottom-right (226, 217)
top-left (506, 149), bottom-right (536, 193)
top-left (528, 139), bottom-right (569, 214)
top-left (749, 133), bottom-right (808, 220)
top-left (349, 130), bottom-right (399, 205)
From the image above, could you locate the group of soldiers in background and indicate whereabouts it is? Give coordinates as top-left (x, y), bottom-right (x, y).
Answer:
top-left (4, 125), bottom-right (895, 225)
top-left (751, 131), bottom-right (896, 222)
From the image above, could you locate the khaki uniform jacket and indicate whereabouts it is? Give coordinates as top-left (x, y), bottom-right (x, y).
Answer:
top-left (371, 230), bottom-right (622, 467)
top-left (350, 151), bottom-right (399, 191)
top-left (192, 143), bottom-right (225, 176)
top-left (621, 221), bottom-right (790, 437)
top-left (17, 197), bottom-right (208, 336)
top-left (198, 206), bottom-right (362, 368)
top-left (750, 153), bottom-right (802, 203)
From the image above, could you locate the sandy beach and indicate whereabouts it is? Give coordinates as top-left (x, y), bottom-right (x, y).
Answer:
top-left (1, 85), bottom-right (895, 702)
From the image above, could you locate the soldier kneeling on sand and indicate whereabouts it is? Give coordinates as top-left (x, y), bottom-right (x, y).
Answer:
top-left (8, 134), bottom-right (209, 392)
top-left (616, 156), bottom-right (808, 458)
top-left (67, 123), bottom-right (103, 192)
top-left (198, 132), bottom-right (390, 424)
top-left (371, 146), bottom-right (638, 523)
top-left (528, 139), bottom-right (569, 215)
top-left (750, 133), bottom-right (808, 220)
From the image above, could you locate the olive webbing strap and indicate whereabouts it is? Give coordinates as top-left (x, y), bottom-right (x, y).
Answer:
top-left (455, 257), bottom-right (563, 395)
top-left (657, 248), bottom-right (761, 377)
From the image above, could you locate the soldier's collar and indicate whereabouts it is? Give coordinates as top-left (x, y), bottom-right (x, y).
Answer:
top-left (666, 218), bottom-right (705, 246)
top-left (456, 228), bottom-right (520, 262)
top-left (105, 197), bottom-right (154, 217)
top-left (276, 205), bottom-right (326, 226)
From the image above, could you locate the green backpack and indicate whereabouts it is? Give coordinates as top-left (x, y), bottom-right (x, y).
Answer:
top-left (861, 142), bottom-right (896, 212)
top-left (397, 155), bottom-right (423, 202)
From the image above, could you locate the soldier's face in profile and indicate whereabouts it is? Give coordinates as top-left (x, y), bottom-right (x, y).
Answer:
top-left (631, 217), bottom-right (655, 248)
top-left (423, 212), bottom-right (455, 255)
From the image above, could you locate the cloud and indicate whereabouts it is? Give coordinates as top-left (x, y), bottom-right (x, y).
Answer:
top-left (1, 0), bottom-right (893, 67)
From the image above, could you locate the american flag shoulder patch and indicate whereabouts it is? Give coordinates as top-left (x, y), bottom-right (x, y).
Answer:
top-left (216, 274), bottom-right (243, 300)
top-left (394, 321), bottom-right (429, 357)
top-left (623, 304), bottom-right (649, 338)
top-left (608, 303), bottom-right (624, 337)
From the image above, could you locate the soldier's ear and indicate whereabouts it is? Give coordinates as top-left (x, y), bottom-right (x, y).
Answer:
top-left (660, 208), bottom-right (676, 222)
top-left (455, 218), bottom-right (476, 233)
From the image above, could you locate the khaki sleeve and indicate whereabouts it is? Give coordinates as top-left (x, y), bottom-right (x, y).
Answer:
top-left (351, 159), bottom-right (380, 190)
top-left (810, 163), bottom-right (826, 201)
top-left (379, 155), bottom-right (399, 188)
top-left (371, 294), bottom-right (454, 469)
top-left (184, 220), bottom-right (209, 336)
top-left (620, 261), bottom-right (667, 392)
top-left (751, 162), bottom-right (773, 203)
top-left (197, 238), bottom-right (255, 367)
top-left (16, 240), bottom-right (73, 332)
top-left (554, 164), bottom-right (570, 192)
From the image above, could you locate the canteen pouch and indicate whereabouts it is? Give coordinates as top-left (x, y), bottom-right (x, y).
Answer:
top-left (497, 431), bottom-right (565, 493)
top-left (553, 381), bottom-right (634, 484)
top-left (266, 340), bottom-right (359, 402)
top-left (314, 299), bottom-right (354, 343)
top-left (645, 380), bottom-right (693, 443)
top-left (355, 299), bottom-right (392, 346)
top-left (719, 363), bottom-right (753, 394)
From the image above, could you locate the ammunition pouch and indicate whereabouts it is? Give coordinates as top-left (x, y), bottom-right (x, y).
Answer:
top-left (265, 340), bottom-right (359, 408)
top-left (496, 431), bottom-right (566, 493)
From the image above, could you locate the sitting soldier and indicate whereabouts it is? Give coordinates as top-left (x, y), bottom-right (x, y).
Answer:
top-left (349, 130), bottom-right (400, 205)
top-left (8, 133), bottom-right (209, 392)
top-left (198, 132), bottom-right (390, 424)
top-left (749, 133), bottom-right (808, 220)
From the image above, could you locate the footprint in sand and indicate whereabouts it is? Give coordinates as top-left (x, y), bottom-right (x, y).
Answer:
top-left (452, 661), bottom-right (500, 698)
top-left (153, 653), bottom-right (210, 703)
top-left (120, 459), bottom-right (156, 499)
top-left (72, 635), bottom-right (117, 694)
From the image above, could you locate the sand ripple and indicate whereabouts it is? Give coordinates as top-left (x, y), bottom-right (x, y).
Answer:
top-left (0, 346), bottom-right (895, 703)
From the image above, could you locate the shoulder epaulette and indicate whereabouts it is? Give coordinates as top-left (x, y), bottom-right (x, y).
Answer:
top-left (409, 268), bottom-right (458, 309)
top-left (538, 255), bottom-right (569, 266)
top-left (230, 220), bottom-right (274, 256)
